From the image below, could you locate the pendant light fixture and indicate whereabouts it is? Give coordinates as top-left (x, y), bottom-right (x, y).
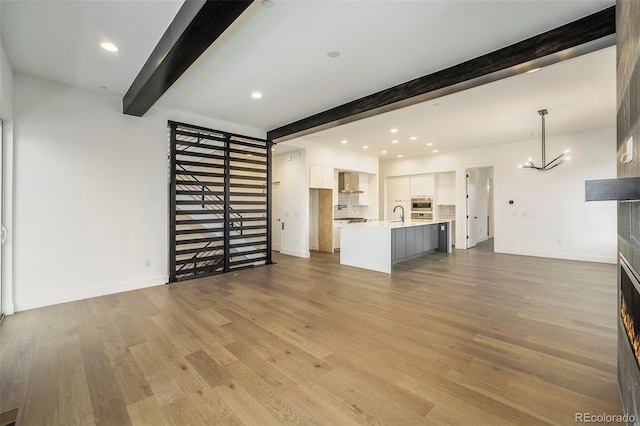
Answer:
top-left (519, 109), bottom-right (571, 171)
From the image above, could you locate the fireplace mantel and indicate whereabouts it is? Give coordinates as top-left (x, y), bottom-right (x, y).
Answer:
top-left (585, 177), bottom-right (640, 202)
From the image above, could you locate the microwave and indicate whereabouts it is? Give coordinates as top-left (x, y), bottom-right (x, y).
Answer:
top-left (411, 197), bottom-right (433, 211)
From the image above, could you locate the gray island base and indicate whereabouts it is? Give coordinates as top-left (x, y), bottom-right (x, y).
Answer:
top-left (340, 220), bottom-right (451, 273)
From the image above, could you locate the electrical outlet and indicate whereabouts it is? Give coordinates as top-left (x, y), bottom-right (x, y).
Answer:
top-left (145, 259), bottom-right (151, 267)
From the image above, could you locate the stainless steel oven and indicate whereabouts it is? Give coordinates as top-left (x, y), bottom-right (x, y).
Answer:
top-left (411, 212), bottom-right (433, 221)
top-left (411, 197), bottom-right (433, 212)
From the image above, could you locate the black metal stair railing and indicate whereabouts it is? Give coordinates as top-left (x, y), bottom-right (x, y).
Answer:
top-left (175, 164), bottom-right (244, 233)
top-left (169, 121), bottom-right (273, 282)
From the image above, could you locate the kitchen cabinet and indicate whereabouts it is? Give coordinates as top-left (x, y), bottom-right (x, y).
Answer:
top-left (357, 173), bottom-right (370, 206)
top-left (394, 228), bottom-right (406, 259)
top-left (435, 172), bottom-right (455, 205)
top-left (390, 222), bottom-right (442, 264)
top-left (410, 174), bottom-right (434, 197)
top-left (386, 176), bottom-right (410, 201)
top-left (386, 176), bottom-right (410, 221)
top-left (309, 165), bottom-right (333, 189)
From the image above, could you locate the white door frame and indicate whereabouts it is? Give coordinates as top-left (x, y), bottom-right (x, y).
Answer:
top-left (466, 168), bottom-right (477, 248)
top-left (271, 180), bottom-right (282, 252)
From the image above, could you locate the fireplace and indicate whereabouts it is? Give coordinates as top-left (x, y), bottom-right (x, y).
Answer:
top-left (619, 254), bottom-right (640, 423)
top-left (621, 256), bottom-right (640, 370)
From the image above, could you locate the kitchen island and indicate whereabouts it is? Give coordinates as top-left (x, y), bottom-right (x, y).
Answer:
top-left (340, 220), bottom-right (451, 273)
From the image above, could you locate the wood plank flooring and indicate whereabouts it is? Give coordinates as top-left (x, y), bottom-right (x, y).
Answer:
top-left (0, 240), bottom-right (624, 425)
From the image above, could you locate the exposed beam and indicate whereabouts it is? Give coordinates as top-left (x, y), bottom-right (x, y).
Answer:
top-left (268, 6), bottom-right (616, 142)
top-left (123, 0), bottom-right (253, 117)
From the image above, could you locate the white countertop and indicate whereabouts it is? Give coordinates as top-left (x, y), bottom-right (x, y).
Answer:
top-left (342, 219), bottom-right (451, 229)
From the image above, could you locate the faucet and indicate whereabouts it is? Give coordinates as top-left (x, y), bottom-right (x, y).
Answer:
top-left (393, 205), bottom-right (405, 222)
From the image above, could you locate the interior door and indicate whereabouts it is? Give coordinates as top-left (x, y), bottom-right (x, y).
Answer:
top-left (271, 181), bottom-right (282, 252)
top-left (466, 169), bottom-right (477, 248)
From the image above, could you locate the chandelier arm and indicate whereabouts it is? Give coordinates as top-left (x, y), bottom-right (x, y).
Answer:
top-left (543, 152), bottom-right (566, 169)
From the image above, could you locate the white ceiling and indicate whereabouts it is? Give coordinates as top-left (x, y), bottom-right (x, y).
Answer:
top-left (0, 0), bottom-right (183, 97)
top-left (0, 0), bottom-right (616, 158)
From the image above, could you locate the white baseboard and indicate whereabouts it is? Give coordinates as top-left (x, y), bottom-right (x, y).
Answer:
top-left (279, 248), bottom-right (310, 258)
top-left (494, 246), bottom-right (616, 264)
top-left (476, 236), bottom-right (488, 243)
top-left (15, 275), bottom-right (168, 312)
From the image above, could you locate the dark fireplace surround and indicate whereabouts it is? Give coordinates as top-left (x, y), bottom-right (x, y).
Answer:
top-left (619, 254), bottom-right (640, 422)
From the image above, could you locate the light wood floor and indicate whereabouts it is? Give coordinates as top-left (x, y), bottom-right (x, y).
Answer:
top-left (1, 241), bottom-right (623, 425)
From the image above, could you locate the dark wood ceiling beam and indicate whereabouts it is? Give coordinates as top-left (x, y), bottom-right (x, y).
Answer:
top-left (123, 0), bottom-right (253, 117)
top-left (267, 6), bottom-right (615, 142)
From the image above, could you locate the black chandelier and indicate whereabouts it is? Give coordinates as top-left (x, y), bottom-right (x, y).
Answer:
top-left (519, 109), bottom-right (570, 171)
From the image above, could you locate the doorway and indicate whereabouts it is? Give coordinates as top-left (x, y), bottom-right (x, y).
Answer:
top-left (466, 166), bottom-right (494, 249)
top-left (272, 181), bottom-right (282, 252)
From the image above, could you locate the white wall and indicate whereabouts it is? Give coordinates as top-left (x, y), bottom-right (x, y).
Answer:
top-left (13, 74), bottom-right (265, 311)
top-left (0, 34), bottom-right (15, 314)
top-left (273, 139), bottom-right (380, 258)
top-left (380, 127), bottom-right (617, 263)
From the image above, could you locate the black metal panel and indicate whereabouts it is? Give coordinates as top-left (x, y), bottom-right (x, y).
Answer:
top-left (169, 124), bottom-right (178, 282)
top-left (169, 121), bottom-right (272, 282)
top-left (585, 177), bottom-right (640, 201)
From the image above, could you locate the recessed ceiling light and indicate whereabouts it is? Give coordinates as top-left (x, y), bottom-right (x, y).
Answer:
top-left (98, 85), bottom-right (107, 90)
top-left (341, 139), bottom-right (348, 144)
top-left (390, 128), bottom-right (398, 133)
top-left (433, 102), bottom-right (439, 107)
top-left (410, 136), bottom-right (417, 141)
top-left (261, 0), bottom-right (274, 8)
top-left (526, 68), bottom-right (540, 74)
top-left (397, 154), bottom-right (403, 158)
top-left (251, 92), bottom-right (263, 99)
top-left (426, 142), bottom-right (433, 146)
top-left (432, 149), bottom-right (439, 153)
top-left (392, 140), bottom-right (398, 144)
top-left (100, 42), bottom-right (118, 52)
top-left (381, 150), bottom-right (387, 154)
top-left (363, 146), bottom-right (369, 149)
top-left (327, 50), bottom-right (340, 58)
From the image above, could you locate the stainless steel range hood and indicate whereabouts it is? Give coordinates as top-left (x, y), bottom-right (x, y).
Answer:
top-left (338, 172), bottom-right (363, 194)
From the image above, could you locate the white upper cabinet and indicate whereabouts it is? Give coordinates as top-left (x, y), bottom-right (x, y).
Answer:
top-left (309, 165), bottom-right (333, 189)
top-left (410, 174), bottom-right (434, 197)
top-left (386, 176), bottom-right (410, 201)
top-left (435, 172), bottom-right (456, 205)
